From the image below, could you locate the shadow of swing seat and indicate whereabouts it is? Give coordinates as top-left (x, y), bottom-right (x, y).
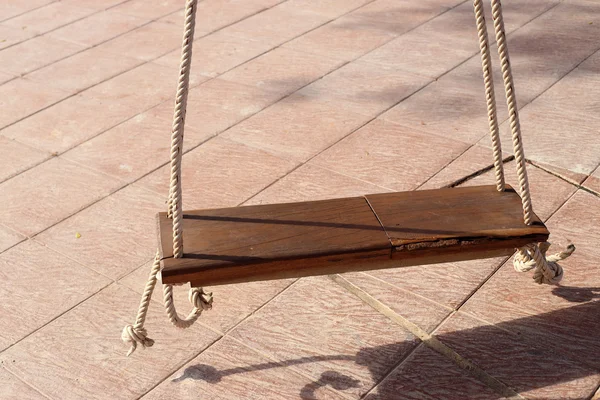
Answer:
top-left (158, 184), bottom-right (549, 287)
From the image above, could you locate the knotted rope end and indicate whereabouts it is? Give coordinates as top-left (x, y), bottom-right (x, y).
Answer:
top-left (121, 325), bottom-right (155, 357)
top-left (513, 242), bottom-right (576, 285)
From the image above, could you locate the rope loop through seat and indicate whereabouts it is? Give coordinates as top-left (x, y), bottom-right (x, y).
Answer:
top-left (514, 242), bottom-right (576, 285)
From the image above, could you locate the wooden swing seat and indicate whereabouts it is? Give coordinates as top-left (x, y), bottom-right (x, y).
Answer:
top-left (157, 185), bottom-right (549, 287)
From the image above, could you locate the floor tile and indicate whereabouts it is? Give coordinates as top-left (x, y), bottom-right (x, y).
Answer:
top-left (0, 136), bottom-right (50, 183)
top-left (230, 276), bottom-right (420, 398)
top-left (48, 9), bottom-right (149, 47)
top-left (0, 368), bottom-right (47, 400)
top-left (0, 70), bottom-right (15, 84)
top-left (120, 261), bottom-right (295, 335)
top-left (0, 0), bottom-right (56, 22)
top-left (100, 21), bottom-right (183, 62)
top-left (0, 283), bottom-right (221, 400)
top-left (142, 336), bottom-right (350, 400)
top-left (365, 345), bottom-right (507, 400)
top-left (0, 224), bottom-right (25, 253)
top-left (223, 3), bottom-right (330, 47)
top-left (584, 166), bottom-right (600, 194)
top-left (60, 0), bottom-right (129, 10)
top-left (286, 0), bottom-right (374, 19)
top-left (26, 46), bottom-right (143, 92)
top-left (137, 136), bottom-right (297, 210)
top-left (175, 78), bottom-right (283, 143)
top-left (221, 90), bottom-right (374, 162)
top-left (63, 102), bottom-right (204, 184)
top-left (301, 61), bottom-right (431, 118)
top-left (284, 14), bottom-right (397, 63)
top-left (1, 92), bottom-right (142, 154)
top-left (111, 0), bottom-right (184, 20)
top-left (0, 239), bottom-right (110, 351)
top-left (2, 2), bottom-right (94, 35)
top-left (160, 0), bottom-right (284, 33)
top-left (342, 272), bottom-right (452, 333)
top-left (459, 191), bottom-right (600, 370)
top-left (0, 157), bottom-right (122, 237)
top-left (0, 23), bottom-right (36, 50)
top-left (153, 31), bottom-right (273, 79)
top-left (36, 184), bottom-right (165, 280)
top-left (245, 164), bottom-right (390, 206)
top-left (462, 160), bottom-right (578, 221)
top-left (220, 47), bottom-right (344, 96)
top-left (0, 35), bottom-right (84, 76)
top-left (435, 312), bottom-right (600, 400)
top-left (311, 119), bottom-right (468, 191)
top-left (0, 78), bottom-right (69, 130)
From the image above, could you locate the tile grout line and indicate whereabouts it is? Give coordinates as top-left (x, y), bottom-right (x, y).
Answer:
top-left (329, 274), bottom-right (525, 400)
top-left (0, 0), bottom-right (59, 24)
top-left (528, 160), bottom-right (600, 198)
top-left (0, 365), bottom-right (54, 400)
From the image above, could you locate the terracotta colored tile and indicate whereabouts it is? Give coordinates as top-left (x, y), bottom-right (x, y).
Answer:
top-left (177, 78), bottom-right (283, 142)
top-left (0, 70), bottom-right (14, 84)
top-left (0, 283), bottom-right (221, 400)
top-left (0, 368), bottom-right (47, 400)
top-left (459, 191), bottom-right (600, 370)
top-left (220, 47), bottom-right (344, 96)
top-left (230, 276), bottom-right (420, 398)
top-left (0, 157), bottom-right (122, 236)
top-left (83, 62), bottom-right (179, 116)
top-left (0, 0), bottom-right (56, 22)
top-left (0, 35), bottom-right (84, 76)
top-left (26, 47), bottom-right (143, 92)
top-left (284, 15), bottom-right (398, 63)
top-left (462, 160), bottom-right (578, 221)
top-left (36, 184), bottom-right (164, 280)
top-left (300, 61), bottom-right (431, 117)
top-left (223, 3), bottom-right (330, 47)
top-left (48, 9), bottom-right (149, 47)
top-left (0, 240), bottom-right (110, 351)
top-left (342, 272), bottom-right (451, 332)
top-left (137, 136), bottom-right (297, 210)
top-left (100, 21), bottom-right (183, 61)
top-left (435, 312), bottom-right (600, 400)
top-left (246, 164), bottom-right (390, 206)
top-left (120, 261), bottom-right (295, 334)
top-left (60, 0), bottom-right (128, 10)
top-left (1, 92), bottom-right (140, 154)
top-left (0, 224), bottom-right (25, 253)
top-left (111, 0), bottom-right (184, 20)
top-left (63, 102), bottom-right (205, 184)
top-left (0, 78), bottom-right (68, 129)
top-left (221, 90), bottom-right (374, 162)
top-left (160, 0), bottom-right (285, 33)
top-left (284, 0), bottom-right (373, 18)
top-left (0, 136), bottom-right (50, 183)
top-left (365, 345), bottom-right (507, 400)
top-left (359, 3), bottom-right (478, 79)
top-left (584, 166), bottom-right (600, 194)
top-left (365, 256), bottom-right (506, 311)
top-left (311, 119), bottom-right (468, 191)
top-left (419, 145), bottom-right (496, 190)
top-left (153, 31), bottom-right (273, 79)
top-left (0, 24), bottom-right (36, 50)
top-left (143, 336), bottom-right (349, 400)
top-left (2, 2), bottom-right (95, 35)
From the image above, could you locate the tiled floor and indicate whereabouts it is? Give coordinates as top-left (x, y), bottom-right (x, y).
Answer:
top-left (0, 0), bottom-right (599, 399)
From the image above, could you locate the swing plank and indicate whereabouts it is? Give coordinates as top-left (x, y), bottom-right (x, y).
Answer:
top-left (157, 185), bottom-right (549, 286)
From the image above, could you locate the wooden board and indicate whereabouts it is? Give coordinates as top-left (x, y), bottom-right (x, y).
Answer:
top-left (158, 185), bottom-right (549, 286)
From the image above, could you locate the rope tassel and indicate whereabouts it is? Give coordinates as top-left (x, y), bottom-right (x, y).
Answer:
top-left (513, 242), bottom-right (576, 285)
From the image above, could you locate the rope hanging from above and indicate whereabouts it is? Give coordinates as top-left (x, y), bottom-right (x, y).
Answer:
top-left (473, 0), bottom-right (574, 283)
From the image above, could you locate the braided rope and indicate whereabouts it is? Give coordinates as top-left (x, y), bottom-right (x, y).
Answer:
top-left (473, 0), bottom-right (504, 192)
top-left (514, 243), bottom-right (576, 285)
top-left (168, 0), bottom-right (198, 258)
top-left (122, 251), bottom-right (213, 356)
top-left (490, 0), bottom-right (532, 223)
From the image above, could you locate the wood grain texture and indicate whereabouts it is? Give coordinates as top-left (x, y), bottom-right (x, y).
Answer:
top-left (158, 185), bottom-right (549, 286)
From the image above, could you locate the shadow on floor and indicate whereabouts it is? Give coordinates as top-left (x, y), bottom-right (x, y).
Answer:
top-left (171, 297), bottom-right (600, 399)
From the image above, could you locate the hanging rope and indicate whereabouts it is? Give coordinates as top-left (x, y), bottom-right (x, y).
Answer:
top-left (121, 252), bottom-right (213, 356)
top-left (473, 0), bottom-right (504, 192)
top-left (488, 0), bottom-right (574, 283)
top-left (122, 0), bottom-right (213, 356)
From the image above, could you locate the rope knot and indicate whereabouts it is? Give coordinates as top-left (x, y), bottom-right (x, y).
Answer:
top-left (513, 242), bottom-right (575, 285)
top-left (189, 287), bottom-right (213, 311)
top-left (121, 324), bottom-right (155, 357)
